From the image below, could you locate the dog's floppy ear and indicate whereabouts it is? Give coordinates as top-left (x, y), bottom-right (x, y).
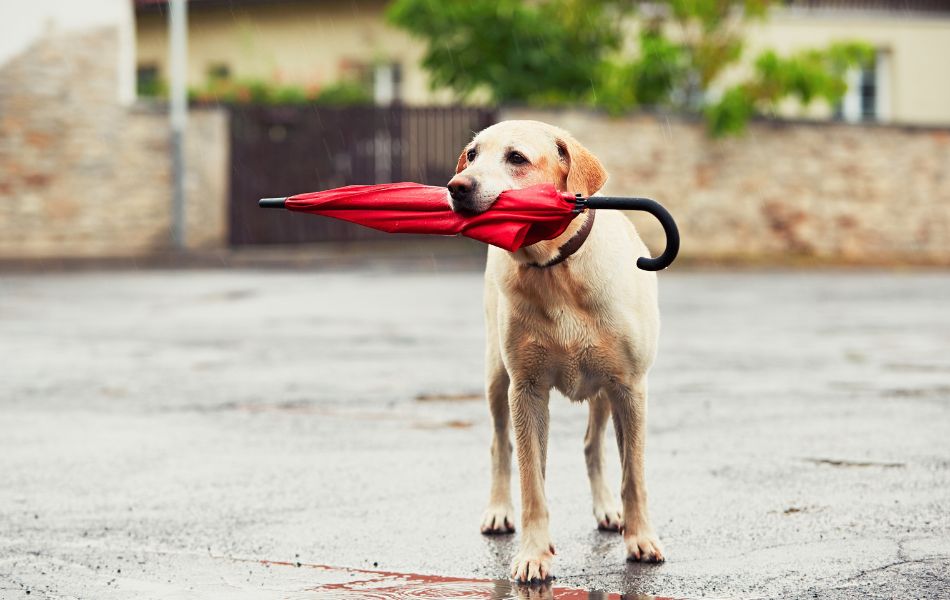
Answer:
top-left (455, 150), bottom-right (467, 174)
top-left (557, 137), bottom-right (607, 196)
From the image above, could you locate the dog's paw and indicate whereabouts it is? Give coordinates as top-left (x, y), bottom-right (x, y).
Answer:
top-left (593, 500), bottom-right (623, 532)
top-left (624, 529), bottom-right (665, 563)
top-left (480, 504), bottom-right (516, 534)
top-left (510, 542), bottom-right (555, 583)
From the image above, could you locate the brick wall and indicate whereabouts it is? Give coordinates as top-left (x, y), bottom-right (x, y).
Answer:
top-left (502, 108), bottom-right (950, 265)
top-left (0, 26), bottom-right (228, 259)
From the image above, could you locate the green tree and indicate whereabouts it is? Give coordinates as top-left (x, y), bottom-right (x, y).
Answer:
top-left (387, 0), bottom-right (626, 105)
top-left (707, 42), bottom-right (875, 135)
top-left (388, 0), bottom-right (873, 135)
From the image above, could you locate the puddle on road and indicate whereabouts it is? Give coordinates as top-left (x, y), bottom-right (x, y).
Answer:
top-left (804, 457), bottom-right (905, 468)
top-left (415, 391), bottom-right (483, 402)
top-left (259, 560), bottom-right (686, 600)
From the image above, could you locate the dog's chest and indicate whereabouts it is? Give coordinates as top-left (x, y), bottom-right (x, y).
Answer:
top-left (503, 272), bottom-right (634, 401)
top-left (545, 314), bottom-right (628, 401)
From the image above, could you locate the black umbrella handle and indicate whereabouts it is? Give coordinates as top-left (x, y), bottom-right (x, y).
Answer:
top-left (576, 196), bottom-right (680, 271)
top-left (260, 197), bottom-right (288, 208)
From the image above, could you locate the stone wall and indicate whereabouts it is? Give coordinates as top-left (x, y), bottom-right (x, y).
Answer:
top-left (0, 26), bottom-right (228, 259)
top-left (4, 23), bottom-right (948, 266)
top-left (502, 108), bottom-right (950, 265)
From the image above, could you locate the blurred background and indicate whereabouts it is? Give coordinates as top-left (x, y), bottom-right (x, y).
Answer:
top-left (2, 2), bottom-right (950, 599)
top-left (1, 0), bottom-right (948, 263)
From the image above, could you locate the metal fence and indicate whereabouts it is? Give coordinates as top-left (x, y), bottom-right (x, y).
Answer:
top-left (229, 105), bottom-right (496, 245)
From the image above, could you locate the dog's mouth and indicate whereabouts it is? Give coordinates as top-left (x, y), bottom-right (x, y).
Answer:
top-left (447, 176), bottom-right (497, 215)
top-left (447, 194), bottom-right (492, 216)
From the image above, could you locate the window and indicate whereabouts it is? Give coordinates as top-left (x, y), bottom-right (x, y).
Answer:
top-left (136, 64), bottom-right (161, 98)
top-left (207, 63), bottom-right (231, 82)
top-left (373, 63), bottom-right (402, 105)
top-left (336, 59), bottom-right (402, 105)
top-left (836, 50), bottom-right (890, 123)
top-left (858, 67), bottom-right (877, 120)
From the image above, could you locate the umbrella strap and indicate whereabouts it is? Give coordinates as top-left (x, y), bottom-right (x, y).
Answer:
top-left (528, 209), bottom-right (596, 269)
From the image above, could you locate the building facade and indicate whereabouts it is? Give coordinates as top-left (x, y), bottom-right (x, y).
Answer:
top-left (0, 0), bottom-right (228, 259)
top-left (135, 0), bottom-right (453, 106)
top-left (134, 0), bottom-right (950, 125)
top-left (746, 2), bottom-right (950, 125)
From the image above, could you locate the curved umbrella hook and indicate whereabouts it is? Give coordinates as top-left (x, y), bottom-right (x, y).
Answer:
top-left (575, 195), bottom-right (680, 271)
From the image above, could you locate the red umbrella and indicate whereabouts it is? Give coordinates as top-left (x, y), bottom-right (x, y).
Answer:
top-left (259, 182), bottom-right (679, 271)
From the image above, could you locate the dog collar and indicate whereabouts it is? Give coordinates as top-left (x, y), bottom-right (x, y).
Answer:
top-left (527, 209), bottom-right (596, 268)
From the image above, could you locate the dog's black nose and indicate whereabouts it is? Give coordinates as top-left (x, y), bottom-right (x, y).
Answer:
top-left (447, 175), bottom-right (476, 202)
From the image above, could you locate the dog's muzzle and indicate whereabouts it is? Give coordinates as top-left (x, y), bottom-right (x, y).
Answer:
top-left (447, 175), bottom-right (480, 214)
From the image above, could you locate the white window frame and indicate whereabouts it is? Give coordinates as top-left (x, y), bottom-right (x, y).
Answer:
top-left (841, 49), bottom-right (890, 123)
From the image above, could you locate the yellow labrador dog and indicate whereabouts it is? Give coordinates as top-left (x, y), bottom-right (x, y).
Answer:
top-left (447, 121), bottom-right (664, 583)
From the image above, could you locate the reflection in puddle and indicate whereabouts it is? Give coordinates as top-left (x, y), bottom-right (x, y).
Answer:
top-left (261, 560), bottom-right (684, 600)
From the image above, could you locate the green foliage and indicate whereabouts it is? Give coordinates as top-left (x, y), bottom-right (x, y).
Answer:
top-left (663, 0), bottom-right (768, 96)
top-left (630, 27), bottom-right (689, 107)
top-left (703, 86), bottom-right (757, 137)
top-left (137, 76), bottom-right (166, 98)
top-left (387, 0), bottom-right (625, 104)
top-left (187, 77), bottom-right (372, 106)
top-left (595, 28), bottom-right (687, 115)
top-left (666, 0), bottom-right (771, 26)
top-left (388, 0), bottom-right (875, 136)
top-left (313, 81), bottom-right (374, 105)
top-left (706, 41), bottom-right (874, 135)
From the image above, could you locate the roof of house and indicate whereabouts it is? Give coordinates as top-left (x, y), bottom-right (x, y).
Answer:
top-left (133, 0), bottom-right (950, 14)
top-left (784, 0), bottom-right (950, 11)
top-left (134, 0), bottom-right (318, 12)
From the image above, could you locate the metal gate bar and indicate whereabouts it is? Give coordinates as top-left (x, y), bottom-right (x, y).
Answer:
top-left (229, 105), bottom-right (496, 245)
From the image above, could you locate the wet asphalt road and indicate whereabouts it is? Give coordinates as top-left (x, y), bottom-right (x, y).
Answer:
top-left (1, 266), bottom-right (949, 599)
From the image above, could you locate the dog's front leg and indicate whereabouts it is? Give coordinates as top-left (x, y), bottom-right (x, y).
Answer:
top-left (509, 381), bottom-right (554, 582)
top-left (480, 359), bottom-right (515, 534)
top-left (610, 378), bottom-right (664, 563)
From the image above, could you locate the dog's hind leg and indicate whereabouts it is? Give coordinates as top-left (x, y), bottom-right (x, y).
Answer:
top-left (480, 345), bottom-right (515, 534)
top-left (585, 392), bottom-right (623, 531)
top-left (610, 377), bottom-right (664, 562)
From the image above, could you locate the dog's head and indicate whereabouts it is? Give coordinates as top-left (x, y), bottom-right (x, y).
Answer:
top-left (447, 120), bottom-right (607, 215)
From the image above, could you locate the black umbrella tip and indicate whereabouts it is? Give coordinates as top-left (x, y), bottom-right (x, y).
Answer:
top-left (259, 197), bottom-right (287, 209)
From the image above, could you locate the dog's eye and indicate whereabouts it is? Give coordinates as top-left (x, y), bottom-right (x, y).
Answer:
top-left (507, 152), bottom-right (528, 165)
top-left (466, 148), bottom-right (477, 162)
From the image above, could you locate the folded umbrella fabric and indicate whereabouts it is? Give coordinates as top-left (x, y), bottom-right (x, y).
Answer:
top-left (280, 182), bottom-right (579, 252)
top-left (262, 181), bottom-right (680, 270)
